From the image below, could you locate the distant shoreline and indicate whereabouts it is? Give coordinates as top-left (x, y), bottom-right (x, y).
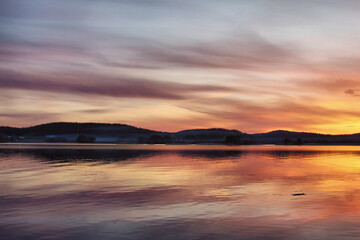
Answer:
top-left (2, 143), bottom-right (360, 151)
top-left (2, 122), bottom-right (360, 145)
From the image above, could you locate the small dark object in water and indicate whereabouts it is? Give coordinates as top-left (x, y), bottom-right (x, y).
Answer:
top-left (292, 193), bottom-right (306, 196)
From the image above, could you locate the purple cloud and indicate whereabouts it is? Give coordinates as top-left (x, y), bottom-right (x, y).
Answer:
top-left (0, 70), bottom-right (233, 100)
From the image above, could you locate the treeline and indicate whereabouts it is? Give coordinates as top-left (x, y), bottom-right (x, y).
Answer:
top-left (2, 122), bottom-right (360, 145)
top-left (0, 122), bottom-right (156, 136)
top-left (137, 134), bottom-right (255, 144)
top-left (0, 134), bottom-right (97, 143)
top-left (283, 137), bottom-right (360, 145)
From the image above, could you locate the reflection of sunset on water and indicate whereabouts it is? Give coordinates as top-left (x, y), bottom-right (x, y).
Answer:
top-left (2, 145), bottom-right (360, 239)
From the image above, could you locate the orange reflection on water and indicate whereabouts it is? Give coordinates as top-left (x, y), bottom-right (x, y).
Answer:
top-left (2, 145), bottom-right (360, 239)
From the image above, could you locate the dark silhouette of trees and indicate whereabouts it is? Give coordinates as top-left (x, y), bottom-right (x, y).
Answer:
top-left (0, 122), bottom-right (156, 137)
top-left (137, 136), bottom-right (144, 143)
top-left (283, 137), bottom-right (303, 145)
top-left (283, 138), bottom-right (291, 145)
top-left (224, 135), bottom-right (242, 145)
top-left (147, 134), bottom-right (172, 144)
top-left (0, 134), bottom-right (8, 142)
top-left (4, 121), bottom-right (360, 145)
top-left (46, 137), bottom-right (68, 143)
top-left (76, 135), bottom-right (96, 143)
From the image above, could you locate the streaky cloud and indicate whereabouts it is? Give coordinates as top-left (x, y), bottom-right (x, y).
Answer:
top-left (0, 69), bottom-right (234, 100)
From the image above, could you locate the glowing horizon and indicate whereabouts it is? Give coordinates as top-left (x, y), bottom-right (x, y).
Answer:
top-left (2, 1), bottom-right (360, 134)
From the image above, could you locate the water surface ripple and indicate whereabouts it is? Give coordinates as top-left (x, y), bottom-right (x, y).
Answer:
top-left (1, 144), bottom-right (360, 239)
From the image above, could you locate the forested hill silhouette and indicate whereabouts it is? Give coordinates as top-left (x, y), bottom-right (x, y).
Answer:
top-left (1, 122), bottom-right (360, 144)
top-left (0, 122), bottom-right (156, 136)
top-left (254, 130), bottom-right (360, 144)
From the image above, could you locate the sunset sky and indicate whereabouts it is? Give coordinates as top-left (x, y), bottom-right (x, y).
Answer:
top-left (1, 0), bottom-right (360, 133)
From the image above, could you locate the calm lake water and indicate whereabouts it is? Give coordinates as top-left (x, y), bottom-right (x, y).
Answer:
top-left (2, 144), bottom-right (360, 240)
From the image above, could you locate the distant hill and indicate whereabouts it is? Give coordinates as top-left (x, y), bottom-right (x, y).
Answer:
top-left (254, 130), bottom-right (360, 144)
top-left (0, 122), bottom-right (254, 144)
top-left (0, 122), bottom-right (160, 143)
top-left (173, 128), bottom-right (253, 144)
top-left (0, 122), bottom-right (156, 135)
top-left (253, 130), bottom-right (329, 138)
top-left (1, 122), bottom-right (360, 144)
